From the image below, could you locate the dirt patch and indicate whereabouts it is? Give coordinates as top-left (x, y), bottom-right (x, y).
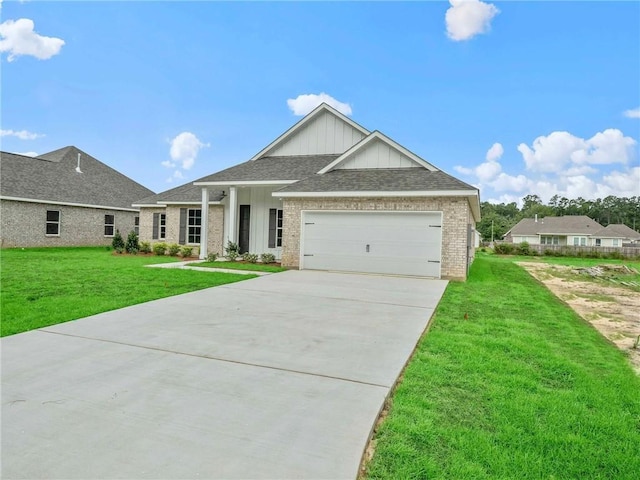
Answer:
top-left (518, 262), bottom-right (640, 373)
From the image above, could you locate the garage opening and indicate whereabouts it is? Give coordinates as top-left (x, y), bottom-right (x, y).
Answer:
top-left (300, 211), bottom-right (442, 277)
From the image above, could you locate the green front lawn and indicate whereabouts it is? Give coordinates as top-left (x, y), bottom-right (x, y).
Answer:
top-left (197, 261), bottom-right (287, 273)
top-left (0, 247), bottom-right (255, 336)
top-left (365, 255), bottom-right (640, 479)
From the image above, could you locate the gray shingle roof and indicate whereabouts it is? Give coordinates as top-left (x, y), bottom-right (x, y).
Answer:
top-left (196, 155), bottom-right (339, 183)
top-left (275, 168), bottom-right (478, 193)
top-left (134, 182), bottom-right (224, 205)
top-left (591, 223), bottom-right (640, 240)
top-left (1, 147), bottom-right (154, 210)
top-left (508, 216), bottom-right (602, 236)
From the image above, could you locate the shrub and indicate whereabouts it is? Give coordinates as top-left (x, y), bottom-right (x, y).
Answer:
top-left (153, 242), bottom-right (167, 256)
top-left (207, 252), bottom-right (218, 262)
top-left (125, 231), bottom-right (139, 254)
top-left (242, 252), bottom-right (259, 263)
top-left (225, 241), bottom-right (239, 261)
top-left (494, 243), bottom-right (515, 255)
top-left (181, 246), bottom-right (193, 258)
top-left (516, 241), bottom-right (531, 256)
top-left (111, 230), bottom-right (125, 253)
top-left (260, 253), bottom-right (276, 264)
top-left (167, 243), bottom-right (181, 257)
top-left (139, 241), bottom-right (152, 254)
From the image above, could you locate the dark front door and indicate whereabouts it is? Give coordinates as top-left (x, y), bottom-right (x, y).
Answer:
top-left (238, 205), bottom-right (251, 254)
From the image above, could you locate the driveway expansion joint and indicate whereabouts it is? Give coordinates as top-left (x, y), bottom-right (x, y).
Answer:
top-left (38, 329), bottom-right (390, 389)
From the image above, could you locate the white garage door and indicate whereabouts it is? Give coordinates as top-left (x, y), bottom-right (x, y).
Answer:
top-left (301, 211), bottom-right (442, 277)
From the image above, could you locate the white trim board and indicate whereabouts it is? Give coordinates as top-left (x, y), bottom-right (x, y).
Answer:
top-left (274, 190), bottom-right (479, 198)
top-left (1, 196), bottom-right (140, 212)
top-left (193, 180), bottom-right (296, 186)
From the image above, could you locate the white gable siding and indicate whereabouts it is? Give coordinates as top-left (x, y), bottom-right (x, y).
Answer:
top-left (335, 138), bottom-right (418, 170)
top-left (268, 110), bottom-right (365, 156)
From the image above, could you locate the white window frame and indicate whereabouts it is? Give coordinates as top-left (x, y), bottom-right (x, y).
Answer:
top-left (187, 208), bottom-right (201, 244)
top-left (613, 238), bottom-right (619, 247)
top-left (276, 209), bottom-right (283, 247)
top-left (104, 214), bottom-right (115, 237)
top-left (541, 235), bottom-right (559, 246)
top-left (573, 237), bottom-right (586, 246)
top-left (159, 213), bottom-right (166, 240)
top-left (134, 216), bottom-right (140, 235)
top-left (46, 210), bottom-right (60, 236)
top-left (595, 238), bottom-right (601, 247)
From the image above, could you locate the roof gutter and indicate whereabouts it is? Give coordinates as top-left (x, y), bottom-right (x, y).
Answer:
top-left (1, 196), bottom-right (140, 212)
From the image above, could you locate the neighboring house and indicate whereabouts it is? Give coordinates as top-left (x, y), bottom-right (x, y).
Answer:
top-left (0, 146), bottom-right (154, 247)
top-left (504, 215), bottom-right (640, 247)
top-left (134, 104), bottom-right (481, 279)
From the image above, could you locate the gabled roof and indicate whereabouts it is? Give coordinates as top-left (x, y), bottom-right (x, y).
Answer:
top-left (507, 216), bottom-right (602, 236)
top-left (591, 223), bottom-right (640, 240)
top-left (133, 182), bottom-right (224, 206)
top-left (249, 103), bottom-right (369, 161)
top-left (318, 131), bottom-right (438, 174)
top-left (194, 155), bottom-right (338, 185)
top-left (0, 147), bottom-right (153, 211)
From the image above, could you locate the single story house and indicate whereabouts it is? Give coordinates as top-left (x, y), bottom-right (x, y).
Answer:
top-left (0, 146), bottom-right (153, 247)
top-left (134, 104), bottom-right (481, 279)
top-left (504, 215), bottom-right (640, 247)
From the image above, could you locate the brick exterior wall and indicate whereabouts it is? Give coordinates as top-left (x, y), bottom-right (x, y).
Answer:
top-left (281, 197), bottom-right (474, 280)
top-left (0, 200), bottom-right (138, 248)
top-left (138, 205), bottom-right (224, 256)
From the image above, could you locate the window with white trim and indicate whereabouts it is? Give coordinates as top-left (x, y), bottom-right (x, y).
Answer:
top-left (160, 213), bottom-right (166, 239)
top-left (595, 238), bottom-right (601, 247)
top-left (541, 235), bottom-right (559, 245)
top-left (573, 237), bottom-right (586, 246)
top-left (134, 216), bottom-right (139, 235)
top-left (613, 238), bottom-right (619, 247)
top-left (104, 215), bottom-right (115, 237)
top-left (276, 209), bottom-right (283, 247)
top-left (188, 209), bottom-right (201, 244)
top-left (46, 210), bottom-right (60, 236)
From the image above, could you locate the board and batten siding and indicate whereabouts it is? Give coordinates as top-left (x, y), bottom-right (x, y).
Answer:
top-left (335, 138), bottom-right (417, 170)
top-left (268, 110), bottom-right (366, 157)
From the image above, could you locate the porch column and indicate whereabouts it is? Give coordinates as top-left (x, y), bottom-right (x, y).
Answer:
top-left (228, 186), bottom-right (238, 245)
top-left (199, 187), bottom-right (209, 260)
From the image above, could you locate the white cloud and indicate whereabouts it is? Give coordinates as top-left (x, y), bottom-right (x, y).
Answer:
top-left (161, 160), bottom-right (176, 168)
top-left (623, 107), bottom-right (640, 119)
top-left (173, 170), bottom-right (184, 179)
top-left (491, 172), bottom-right (531, 192)
top-left (287, 93), bottom-right (352, 116)
top-left (445, 0), bottom-right (499, 41)
top-left (602, 167), bottom-right (640, 194)
top-left (0, 18), bottom-right (65, 62)
top-left (13, 151), bottom-right (38, 157)
top-left (455, 142), bottom-right (503, 182)
top-left (1, 128), bottom-right (44, 140)
top-left (485, 142), bottom-right (503, 162)
top-left (518, 129), bottom-right (636, 173)
top-left (169, 132), bottom-right (209, 170)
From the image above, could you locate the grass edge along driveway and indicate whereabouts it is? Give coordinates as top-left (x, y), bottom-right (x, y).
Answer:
top-left (1, 247), bottom-right (256, 336)
top-left (364, 255), bottom-right (640, 479)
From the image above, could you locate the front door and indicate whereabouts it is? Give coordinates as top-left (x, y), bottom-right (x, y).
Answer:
top-left (238, 205), bottom-right (251, 254)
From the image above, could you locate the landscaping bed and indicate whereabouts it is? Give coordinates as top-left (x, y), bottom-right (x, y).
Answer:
top-left (196, 261), bottom-right (286, 273)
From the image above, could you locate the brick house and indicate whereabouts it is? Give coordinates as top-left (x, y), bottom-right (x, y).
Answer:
top-left (134, 104), bottom-right (481, 279)
top-left (0, 146), bottom-right (153, 247)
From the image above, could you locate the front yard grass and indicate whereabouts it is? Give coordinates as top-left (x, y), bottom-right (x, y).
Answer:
top-left (365, 255), bottom-right (640, 479)
top-left (0, 247), bottom-right (255, 336)
top-left (197, 261), bottom-right (286, 273)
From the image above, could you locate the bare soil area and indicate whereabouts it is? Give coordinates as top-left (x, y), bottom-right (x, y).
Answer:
top-left (518, 262), bottom-right (640, 373)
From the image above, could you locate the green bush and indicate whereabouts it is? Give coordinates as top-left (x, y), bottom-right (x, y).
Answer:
top-left (139, 241), bottom-right (152, 254)
top-left (153, 242), bottom-right (167, 256)
top-left (125, 231), bottom-right (139, 254)
top-left (242, 252), bottom-right (259, 263)
top-left (111, 230), bottom-right (125, 253)
top-left (225, 241), bottom-right (239, 261)
top-left (260, 253), bottom-right (276, 264)
top-left (516, 241), bottom-right (531, 256)
top-left (494, 243), bottom-right (515, 255)
top-left (167, 243), bottom-right (181, 257)
top-left (207, 252), bottom-right (218, 262)
top-left (181, 246), bottom-right (193, 258)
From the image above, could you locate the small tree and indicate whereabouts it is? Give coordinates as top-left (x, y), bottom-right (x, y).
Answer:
top-left (111, 230), bottom-right (125, 253)
top-left (225, 241), bottom-right (239, 261)
top-left (125, 231), bottom-right (139, 254)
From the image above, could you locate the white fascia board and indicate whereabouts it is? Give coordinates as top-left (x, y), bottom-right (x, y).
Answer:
top-left (193, 180), bottom-right (296, 186)
top-left (317, 130), bottom-right (438, 174)
top-left (163, 201), bottom-right (221, 205)
top-left (273, 189), bottom-right (479, 198)
top-left (132, 203), bottom-right (168, 208)
top-left (1, 196), bottom-right (140, 212)
top-left (249, 103), bottom-right (370, 161)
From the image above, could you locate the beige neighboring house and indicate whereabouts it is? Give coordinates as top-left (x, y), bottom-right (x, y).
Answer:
top-left (0, 146), bottom-right (154, 248)
top-left (504, 215), bottom-right (640, 247)
top-left (134, 103), bottom-right (481, 280)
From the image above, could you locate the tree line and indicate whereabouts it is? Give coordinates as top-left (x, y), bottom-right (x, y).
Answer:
top-left (477, 195), bottom-right (640, 242)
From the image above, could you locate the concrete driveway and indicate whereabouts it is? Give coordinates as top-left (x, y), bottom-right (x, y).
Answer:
top-left (1, 270), bottom-right (447, 479)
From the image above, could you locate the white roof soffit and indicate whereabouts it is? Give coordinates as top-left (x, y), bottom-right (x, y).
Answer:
top-left (193, 180), bottom-right (296, 186)
top-left (273, 189), bottom-right (479, 198)
top-left (249, 103), bottom-right (370, 161)
top-left (317, 131), bottom-right (439, 174)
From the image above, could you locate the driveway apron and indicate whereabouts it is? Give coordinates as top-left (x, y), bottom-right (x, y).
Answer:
top-left (2, 270), bottom-right (447, 479)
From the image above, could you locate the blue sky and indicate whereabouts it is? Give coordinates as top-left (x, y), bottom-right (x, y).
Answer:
top-left (1, 0), bottom-right (639, 204)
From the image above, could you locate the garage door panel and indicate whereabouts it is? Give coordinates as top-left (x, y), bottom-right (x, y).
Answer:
top-left (301, 212), bottom-right (442, 278)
